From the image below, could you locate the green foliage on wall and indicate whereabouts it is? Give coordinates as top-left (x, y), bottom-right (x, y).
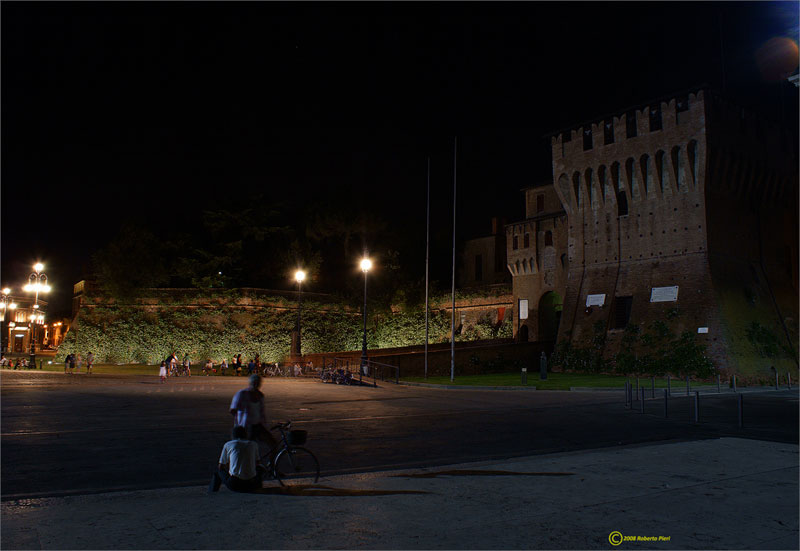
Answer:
top-left (552, 316), bottom-right (715, 379)
top-left (55, 296), bottom-right (510, 364)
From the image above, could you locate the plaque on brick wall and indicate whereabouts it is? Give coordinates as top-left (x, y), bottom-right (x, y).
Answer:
top-left (586, 294), bottom-right (606, 307)
top-left (697, 327), bottom-right (708, 334)
top-left (650, 286), bottom-right (679, 302)
top-left (519, 299), bottom-right (529, 320)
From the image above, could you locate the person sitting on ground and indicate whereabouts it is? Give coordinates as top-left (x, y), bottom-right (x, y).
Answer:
top-left (208, 425), bottom-right (266, 493)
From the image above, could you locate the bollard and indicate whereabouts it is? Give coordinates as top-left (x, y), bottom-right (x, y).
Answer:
top-left (651, 376), bottom-right (655, 398)
top-left (539, 352), bottom-right (548, 380)
top-left (39, 360), bottom-right (43, 370)
top-left (521, 367), bottom-right (527, 386)
top-left (667, 375), bottom-right (671, 396)
top-left (733, 374), bottom-right (737, 393)
top-left (686, 376), bottom-right (690, 396)
top-left (788, 373), bottom-right (792, 390)
top-left (664, 388), bottom-right (668, 418)
top-left (737, 394), bottom-right (743, 428)
top-left (640, 388), bottom-right (645, 414)
top-left (717, 374), bottom-right (720, 393)
top-left (694, 391), bottom-right (700, 424)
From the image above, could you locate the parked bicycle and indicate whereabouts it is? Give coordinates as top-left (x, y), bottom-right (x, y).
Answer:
top-left (257, 421), bottom-right (320, 486)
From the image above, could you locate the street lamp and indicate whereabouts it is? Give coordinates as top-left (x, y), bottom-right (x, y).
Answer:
top-left (23, 263), bottom-right (50, 368)
top-left (359, 256), bottom-right (372, 374)
top-left (1, 288), bottom-right (17, 354)
top-left (294, 269), bottom-right (306, 358)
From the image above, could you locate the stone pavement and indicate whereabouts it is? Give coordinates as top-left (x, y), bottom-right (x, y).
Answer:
top-left (2, 437), bottom-right (797, 550)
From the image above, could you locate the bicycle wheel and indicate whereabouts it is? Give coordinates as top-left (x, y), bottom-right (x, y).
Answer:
top-left (273, 447), bottom-right (320, 486)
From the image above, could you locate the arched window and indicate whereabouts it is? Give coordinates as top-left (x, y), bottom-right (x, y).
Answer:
top-left (545, 231), bottom-right (553, 247)
top-left (687, 140), bottom-right (698, 187)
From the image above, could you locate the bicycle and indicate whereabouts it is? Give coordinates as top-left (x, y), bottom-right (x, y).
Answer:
top-left (256, 421), bottom-right (320, 487)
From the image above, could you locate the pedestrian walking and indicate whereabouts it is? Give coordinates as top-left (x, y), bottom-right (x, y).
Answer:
top-left (69, 353), bottom-right (76, 374)
top-left (75, 353), bottom-right (83, 373)
top-left (64, 353), bottom-right (71, 374)
top-left (86, 352), bottom-right (94, 374)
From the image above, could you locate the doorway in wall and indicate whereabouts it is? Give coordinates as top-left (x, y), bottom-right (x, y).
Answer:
top-left (538, 291), bottom-right (563, 341)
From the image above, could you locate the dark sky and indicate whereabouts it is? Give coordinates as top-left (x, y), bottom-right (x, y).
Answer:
top-left (2, 2), bottom-right (798, 316)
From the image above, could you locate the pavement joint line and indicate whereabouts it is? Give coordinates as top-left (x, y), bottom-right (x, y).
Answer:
top-left (566, 464), bottom-right (798, 511)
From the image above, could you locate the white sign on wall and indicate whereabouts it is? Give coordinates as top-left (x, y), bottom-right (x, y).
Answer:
top-left (650, 286), bottom-right (679, 303)
top-left (519, 299), bottom-right (529, 320)
top-left (697, 327), bottom-right (709, 334)
top-left (586, 294), bottom-right (606, 307)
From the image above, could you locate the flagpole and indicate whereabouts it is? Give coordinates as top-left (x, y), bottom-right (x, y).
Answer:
top-left (450, 137), bottom-right (457, 383)
top-left (424, 156), bottom-right (430, 380)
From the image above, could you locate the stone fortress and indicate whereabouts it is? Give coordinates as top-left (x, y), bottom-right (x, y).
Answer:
top-left (507, 88), bottom-right (798, 373)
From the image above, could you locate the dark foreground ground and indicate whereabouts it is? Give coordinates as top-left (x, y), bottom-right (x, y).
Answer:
top-left (1, 370), bottom-right (797, 499)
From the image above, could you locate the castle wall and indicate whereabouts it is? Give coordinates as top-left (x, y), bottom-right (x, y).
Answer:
top-left (550, 91), bottom-right (719, 357)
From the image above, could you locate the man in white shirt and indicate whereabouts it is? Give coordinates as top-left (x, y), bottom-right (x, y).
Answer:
top-left (230, 374), bottom-right (278, 452)
top-left (209, 425), bottom-right (265, 493)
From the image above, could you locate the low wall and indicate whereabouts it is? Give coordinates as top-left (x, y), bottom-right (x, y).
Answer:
top-left (304, 340), bottom-right (555, 378)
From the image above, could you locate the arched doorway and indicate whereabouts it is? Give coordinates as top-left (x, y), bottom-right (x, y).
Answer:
top-left (538, 291), bottom-right (563, 341)
top-left (518, 324), bottom-right (529, 342)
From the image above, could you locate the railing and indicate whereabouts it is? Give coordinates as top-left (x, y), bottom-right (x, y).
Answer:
top-left (330, 357), bottom-right (400, 387)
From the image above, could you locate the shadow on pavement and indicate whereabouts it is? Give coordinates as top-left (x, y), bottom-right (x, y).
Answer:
top-left (254, 485), bottom-right (431, 496)
top-left (391, 469), bottom-right (575, 478)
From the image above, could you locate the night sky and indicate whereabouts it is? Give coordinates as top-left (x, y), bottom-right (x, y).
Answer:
top-left (2, 2), bottom-right (798, 316)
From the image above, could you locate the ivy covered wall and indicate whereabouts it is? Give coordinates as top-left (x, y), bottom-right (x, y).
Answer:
top-left (56, 289), bottom-right (513, 364)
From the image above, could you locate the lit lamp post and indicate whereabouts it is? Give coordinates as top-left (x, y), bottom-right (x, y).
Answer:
top-left (359, 256), bottom-right (372, 375)
top-left (1, 288), bottom-right (17, 354)
top-left (23, 263), bottom-right (50, 368)
top-left (294, 269), bottom-right (306, 358)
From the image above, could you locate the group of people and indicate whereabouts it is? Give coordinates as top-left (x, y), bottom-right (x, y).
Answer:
top-left (63, 352), bottom-right (94, 374)
top-left (209, 374), bottom-right (279, 493)
top-left (1, 354), bottom-right (33, 369)
top-left (158, 353), bottom-right (192, 382)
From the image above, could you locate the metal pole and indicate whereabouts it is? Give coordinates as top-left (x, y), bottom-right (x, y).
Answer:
top-left (667, 375), bottom-right (671, 396)
top-left (651, 376), bottom-right (655, 398)
top-left (450, 136), bottom-right (457, 383)
top-left (774, 368), bottom-right (779, 390)
top-left (361, 266), bottom-right (368, 375)
top-left (640, 388), bottom-right (644, 413)
top-left (296, 280), bottom-right (302, 357)
top-left (625, 381), bottom-right (629, 407)
top-left (636, 377), bottom-right (639, 396)
top-left (663, 388), bottom-right (668, 418)
top-left (717, 374), bottom-right (720, 393)
top-left (733, 374), bottom-right (737, 393)
top-left (424, 156), bottom-right (430, 381)
top-left (694, 391), bottom-right (699, 424)
top-left (788, 373), bottom-right (792, 390)
top-left (737, 394), bottom-right (743, 428)
top-left (686, 376), bottom-right (690, 396)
